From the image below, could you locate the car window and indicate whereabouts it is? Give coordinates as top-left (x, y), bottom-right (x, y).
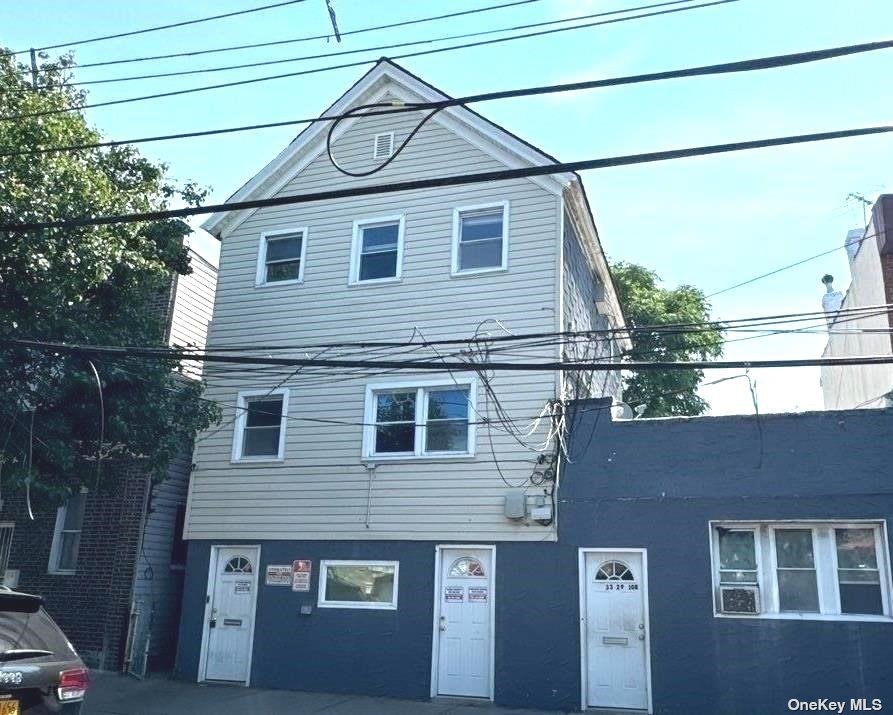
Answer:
top-left (0, 608), bottom-right (77, 659)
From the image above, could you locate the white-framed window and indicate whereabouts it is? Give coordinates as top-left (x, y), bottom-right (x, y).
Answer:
top-left (362, 375), bottom-right (477, 460)
top-left (231, 389), bottom-right (289, 462)
top-left (256, 228), bottom-right (308, 286)
top-left (451, 201), bottom-right (509, 275)
top-left (372, 132), bottom-right (394, 159)
top-left (350, 215), bottom-right (405, 284)
top-left (48, 491), bottom-right (88, 575)
top-left (318, 560), bottom-right (399, 610)
top-left (710, 521), bottom-right (892, 621)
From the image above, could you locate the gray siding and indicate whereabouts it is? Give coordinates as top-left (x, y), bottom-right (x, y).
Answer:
top-left (169, 248), bottom-right (218, 378)
top-left (189, 84), bottom-right (564, 542)
top-left (562, 216), bottom-right (622, 400)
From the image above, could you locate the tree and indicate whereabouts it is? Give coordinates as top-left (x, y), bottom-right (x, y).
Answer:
top-left (610, 261), bottom-right (724, 417)
top-left (0, 51), bottom-right (219, 500)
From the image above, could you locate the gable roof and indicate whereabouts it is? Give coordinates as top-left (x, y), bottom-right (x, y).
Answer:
top-left (202, 58), bottom-right (577, 238)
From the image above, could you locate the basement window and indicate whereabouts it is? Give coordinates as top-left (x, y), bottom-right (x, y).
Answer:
top-left (710, 521), bottom-right (892, 620)
top-left (372, 132), bottom-right (394, 160)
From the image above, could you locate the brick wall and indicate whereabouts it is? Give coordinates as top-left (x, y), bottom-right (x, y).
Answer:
top-left (1, 461), bottom-right (150, 670)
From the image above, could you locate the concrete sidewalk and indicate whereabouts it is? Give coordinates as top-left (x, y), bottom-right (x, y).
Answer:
top-left (83, 672), bottom-right (563, 714)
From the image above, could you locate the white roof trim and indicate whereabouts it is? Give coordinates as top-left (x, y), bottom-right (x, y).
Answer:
top-left (203, 61), bottom-right (574, 239)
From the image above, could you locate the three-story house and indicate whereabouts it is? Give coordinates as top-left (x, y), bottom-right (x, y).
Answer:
top-left (175, 59), bottom-right (628, 705)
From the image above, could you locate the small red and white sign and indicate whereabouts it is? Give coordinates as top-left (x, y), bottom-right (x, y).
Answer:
top-left (292, 559), bottom-right (312, 592)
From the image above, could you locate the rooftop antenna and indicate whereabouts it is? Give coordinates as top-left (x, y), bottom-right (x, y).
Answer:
top-left (846, 192), bottom-right (872, 226)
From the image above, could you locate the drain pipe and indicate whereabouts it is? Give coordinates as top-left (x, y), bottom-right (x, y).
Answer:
top-left (364, 463), bottom-right (377, 529)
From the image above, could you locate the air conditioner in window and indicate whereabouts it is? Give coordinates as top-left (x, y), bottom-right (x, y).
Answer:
top-left (719, 585), bottom-right (760, 614)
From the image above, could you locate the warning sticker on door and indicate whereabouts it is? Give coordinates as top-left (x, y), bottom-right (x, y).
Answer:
top-left (234, 580), bottom-right (251, 594)
top-left (468, 586), bottom-right (488, 603)
top-left (444, 586), bottom-right (464, 602)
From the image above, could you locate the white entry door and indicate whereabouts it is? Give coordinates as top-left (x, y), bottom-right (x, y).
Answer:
top-left (583, 551), bottom-right (650, 711)
top-left (202, 546), bottom-right (259, 683)
top-left (435, 546), bottom-right (494, 698)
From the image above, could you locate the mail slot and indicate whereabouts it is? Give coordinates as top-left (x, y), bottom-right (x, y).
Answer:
top-left (602, 636), bottom-right (628, 646)
top-left (223, 618), bottom-right (242, 627)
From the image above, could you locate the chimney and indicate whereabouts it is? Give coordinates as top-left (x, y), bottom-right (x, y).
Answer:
top-left (821, 274), bottom-right (843, 327)
top-left (844, 228), bottom-right (864, 266)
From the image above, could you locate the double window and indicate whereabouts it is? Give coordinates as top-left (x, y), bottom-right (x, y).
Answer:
top-left (48, 491), bottom-right (88, 574)
top-left (363, 377), bottom-right (477, 459)
top-left (452, 202), bottom-right (509, 275)
top-left (711, 522), bottom-right (891, 619)
top-left (256, 228), bottom-right (307, 285)
top-left (350, 216), bottom-right (405, 283)
top-left (232, 389), bottom-right (289, 461)
top-left (318, 560), bottom-right (399, 610)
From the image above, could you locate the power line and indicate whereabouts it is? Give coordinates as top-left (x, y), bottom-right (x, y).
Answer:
top-left (29, 0), bottom-right (549, 72)
top-left (6, 336), bottom-right (893, 372)
top-left (3, 0), bottom-right (310, 57)
top-left (61, 0), bottom-right (701, 87)
top-left (4, 124), bottom-right (890, 233)
top-left (8, 38), bottom-right (891, 158)
top-left (1, 0), bottom-right (737, 121)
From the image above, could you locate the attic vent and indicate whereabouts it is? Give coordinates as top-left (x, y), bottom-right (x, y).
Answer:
top-left (373, 132), bottom-right (394, 159)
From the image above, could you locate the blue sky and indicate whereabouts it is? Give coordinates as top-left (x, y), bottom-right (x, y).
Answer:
top-left (4, 0), bottom-right (892, 414)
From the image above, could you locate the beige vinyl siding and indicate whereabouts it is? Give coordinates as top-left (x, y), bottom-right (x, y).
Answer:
top-left (168, 249), bottom-right (218, 378)
top-left (188, 87), bottom-right (562, 541)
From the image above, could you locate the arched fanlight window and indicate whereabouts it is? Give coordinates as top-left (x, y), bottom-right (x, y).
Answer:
top-left (448, 556), bottom-right (485, 577)
top-left (224, 556), bottom-right (253, 574)
top-left (595, 560), bottom-right (634, 581)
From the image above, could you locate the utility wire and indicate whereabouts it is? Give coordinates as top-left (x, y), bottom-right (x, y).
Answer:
top-left (4, 125), bottom-right (891, 233)
top-left (59, 0), bottom-right (700, 87)
top-left (1, 0), bottom-right (310, 57)
top-left (7, 336), bottom-right (893, 372)
top-left (23, 0), bottom-right (548, 72)
top-left (0, 0), bottom-right (738, 122)
top-left (8, 38), bottom-right (891, 158)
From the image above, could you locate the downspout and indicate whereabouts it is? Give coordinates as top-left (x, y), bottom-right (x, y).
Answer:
top-left (364, 464), bottom-right (377, 529)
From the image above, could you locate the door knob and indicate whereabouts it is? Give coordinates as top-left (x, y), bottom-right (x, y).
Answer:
top-left (638, 633), bottom-right (645, 641)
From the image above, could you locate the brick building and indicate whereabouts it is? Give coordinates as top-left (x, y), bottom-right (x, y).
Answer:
top-left (0, 246), bottom-right (217, 672)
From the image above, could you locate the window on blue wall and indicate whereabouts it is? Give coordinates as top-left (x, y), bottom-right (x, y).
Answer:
top-left (318, 560), bottom-right (399, 609)
top-left (711, 521), bottom-right (891, 620)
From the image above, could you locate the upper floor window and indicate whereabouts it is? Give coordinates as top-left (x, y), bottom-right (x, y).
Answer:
top-left (452, 202), bottom-right (509, 275)
top-left (256, 228), bottom-right (307, 286)
top-left (232, 389), bottom-right (289, 462)
top-left (362, 376), bottom-right (477, 459)
top-left (48, 491), bottom-right (87, 574)
top-left (711, 521), bottom-right (891, 620)
top-left (350, 216), bottom-right (404, 284)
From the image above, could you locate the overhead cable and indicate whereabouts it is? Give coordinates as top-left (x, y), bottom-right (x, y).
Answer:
top-left (1, 0), bottom-right (738, 121)
top-left (3, 125), bottom-right (891, 233)
top-left (8, 37), bottom-right (893, 158)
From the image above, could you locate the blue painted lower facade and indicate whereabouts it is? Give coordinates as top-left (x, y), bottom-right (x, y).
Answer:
top-left (176, 405), bottom-right (893, 713)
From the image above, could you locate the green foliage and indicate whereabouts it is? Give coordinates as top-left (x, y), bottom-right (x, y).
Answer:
top-left (0, 52), bottom-right (220, 500)
top-left (611, 261), bottom-right (723, 417)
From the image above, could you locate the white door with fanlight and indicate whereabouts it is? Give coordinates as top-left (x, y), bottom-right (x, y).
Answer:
top-left (433, 546), bottom-right (494, 699)
top-left (581, 549), bottom-right (651, 711)
top-left (201, 545), bottom-right (260, 684)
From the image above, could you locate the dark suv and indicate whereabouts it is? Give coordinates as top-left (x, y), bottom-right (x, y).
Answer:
top-left (0, 589), bottom-right (88, 714)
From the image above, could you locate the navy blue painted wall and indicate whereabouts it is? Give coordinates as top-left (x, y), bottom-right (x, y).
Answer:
top-left (174, 405), bottom-right (893, 713)
top-left (560, 401), bottom-right (893, 715)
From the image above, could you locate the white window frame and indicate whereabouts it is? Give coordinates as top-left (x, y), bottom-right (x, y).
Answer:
top-left (451, 201), bottom-right (509, 277)
top-left (318, 559), bottom-right (399, 610)
top-left (48, 490), bottom-right (88, 575)
top-left (231, 388), bottom-right (290, 463)
top-left (255, 227), bottom-right (308, 287)
top-left (372, 131), bottom-right (394, 159)
top-left (349, 215), bottom-right (405, 285)
top-left (709, 520), bottom-right (892, 622)
top-left (362, 374), bottom-right (478, 461)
